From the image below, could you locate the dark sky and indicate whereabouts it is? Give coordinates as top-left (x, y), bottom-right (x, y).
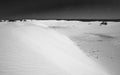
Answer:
top-left (0, 0), bottom-right (120, 19)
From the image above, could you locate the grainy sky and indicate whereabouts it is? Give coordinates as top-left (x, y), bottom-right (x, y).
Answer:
top-left (0, 0), bottom-right (120, 19)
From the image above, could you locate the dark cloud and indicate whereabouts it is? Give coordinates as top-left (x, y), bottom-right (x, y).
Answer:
top-left (0, 0), bottom-right (120, 19)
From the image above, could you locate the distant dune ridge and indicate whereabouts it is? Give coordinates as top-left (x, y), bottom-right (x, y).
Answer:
top-left (0, 21), bottom-right (109, 75)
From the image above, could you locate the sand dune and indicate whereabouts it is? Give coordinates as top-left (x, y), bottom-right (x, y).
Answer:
top-left (0, 21), bottom-right (109, 75)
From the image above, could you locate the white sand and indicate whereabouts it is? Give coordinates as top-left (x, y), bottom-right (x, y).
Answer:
top-left (0, 21), bottom-right (109, 75)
